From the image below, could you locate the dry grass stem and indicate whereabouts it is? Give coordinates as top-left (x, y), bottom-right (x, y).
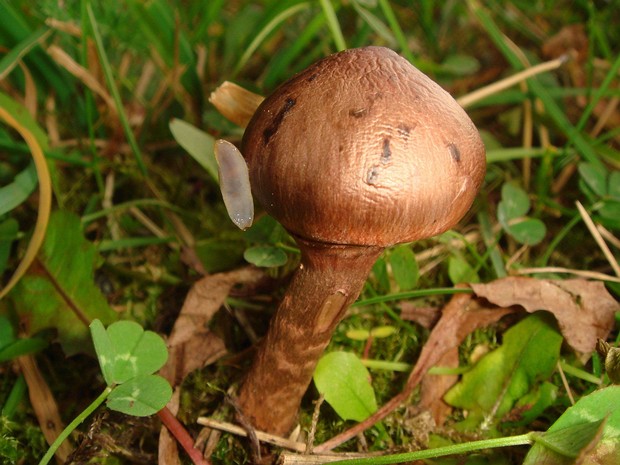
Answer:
top-left (196, 418), bottom-right (307, 453)
top-left (104, 172), bottom-right (121, 241)
top-left (590, 97), bottom-right (619, 137)
top-left (45, 18), bottom-right (81, 36)
top-left (456, 55), bottom-right (568, 108)
top-left (515, 267), bottom-right (620, 283)
top-left (597, 225), bottom-right (620, 249)
top-left (556, 361), bottom-right (575, 405)
top-left (47, 44), bottom-right (116, 111)
top-left (576, 201), bottom-right (620, 277)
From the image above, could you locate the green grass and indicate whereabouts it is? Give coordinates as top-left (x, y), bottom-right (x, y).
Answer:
top-left (0, 1), bottom-right (619, 464)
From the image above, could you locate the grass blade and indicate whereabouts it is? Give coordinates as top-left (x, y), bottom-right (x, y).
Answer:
top-left (85, 3), bottom-right (147, 176)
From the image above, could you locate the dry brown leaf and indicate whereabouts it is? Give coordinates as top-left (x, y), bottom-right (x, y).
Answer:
top-left (18, 354), bottom-right (72, 462)
top-left (471, 277), bottom-right (619, 356)
top-left (418, 348), bottom-right (458, 426)
top-left (158, 267), bottom-right (264, 465)
top-left (160, 267), bottom-right (264, 386)
top-left (158, 390), bottom-right (182, 465)
top-left (315, 292), bottom-right (514, 452)
top-left (399, 304), bottom-right (441, 329)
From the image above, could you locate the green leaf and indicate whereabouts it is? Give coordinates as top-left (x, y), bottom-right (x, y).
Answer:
top-left (444, 313), bottom-right (562, 430)
top-left (448, 255), bottom-right (480, 284)
top-left (169, 118), bottom-right (218, 181)
top-left (243, 245), bottom-right (288, 267)
top-left (0, 218), bottom-right (19, 274)
top-left (578, 162), bottom-right (608, 197)
top-left (0, 162), bottom-right (37, 216)
top-left (524, 386), bottom-right (620, 464)
top-left (0, 28), bottom-right (51, 80)
top-left (0, 315), bottom-right (14, 347)
top-left (609, 172), bottom-right (620, 200)
top-left (9, 211), bottom-right (118, 355)
top-left (0, 337), bottom-right (47, 363)
top-left (599, 200), bottom-right (620, 223)
top-left (0, 92), bottom-right (49, 150)
top-left (0, 316), bottom-right (48, 362)
top-left (497, 183), bottom-right (530, 224)
top-left (371, 257), bottom-right (390, 293)
top-left (506, 218), bottom-right (547, 246)
top-left (370, 326), bottom-right (397, 339)
top-left (314, 352), bottom-right (377, 422)
top-left (90, 320), bottom-right (168, 386)
top-left (107, 374), bottom-right (172, 417)
top-left (505, 381), bottom-right (558, 427)
top-left (346, 328), bottom-right (370, 341)
top-left (440, 54), bottom-right (481, 76)
top-left (389, 245), bottom-right (418, 291)
top-left (195, 238), bottom-right (245, 273)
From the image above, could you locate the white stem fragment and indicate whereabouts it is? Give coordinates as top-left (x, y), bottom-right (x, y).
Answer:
top-left (214, 139), bottom-right (254, 230)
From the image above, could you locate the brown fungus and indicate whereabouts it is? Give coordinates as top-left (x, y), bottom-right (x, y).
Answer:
top-left (237, 46), bottom-right (486, 435)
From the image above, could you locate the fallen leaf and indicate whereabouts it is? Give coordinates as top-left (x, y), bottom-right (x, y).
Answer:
top-left (471, 277), bottom-right (619, 356)
top-left (444, 312), bottom-right (563, 430)
top-left (418, 347), bottom-right (458, 426)
top-left (158, 390), bottom-right (182, 465)
top-left (10, 210), bottom-right (118, 355)
top-left (18, 354), bottom-right (72, 461)
top-left (399, 304), bottom-right (441, 329)
top-left (542, 24), bottom-right (588, 62)
top-left (314, 292), bottom-right (514, 451)
top-left (160, 266), bottom-right (263, 386)
top-left (158, 267), bottom-right (263, 465)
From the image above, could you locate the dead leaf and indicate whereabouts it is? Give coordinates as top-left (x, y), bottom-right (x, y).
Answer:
top-left (315, 292), bottom-right (514, 452)
top-left (158, 390), bottom-right (182, 465)
top-left (542, 24), bottom-right (588, 62)
top-left (471, 277), bottom-right (619, 356)
top-left (18, 354), bottom-right (72, 462)
top-left (400, 304), bottom-right (441, 329)
top-left (160, 267), bottom-right (264, 386)
top-left (418, 348), bottom-right (459, 426)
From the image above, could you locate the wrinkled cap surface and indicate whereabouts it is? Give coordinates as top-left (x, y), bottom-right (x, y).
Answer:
top-left (242, 46), bottom-right (486, 247)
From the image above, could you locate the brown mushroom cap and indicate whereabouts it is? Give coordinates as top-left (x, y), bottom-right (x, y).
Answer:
top-left (242, 46), bottom-right (486, 247)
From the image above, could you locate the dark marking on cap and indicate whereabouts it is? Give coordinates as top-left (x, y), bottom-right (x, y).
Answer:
top-left (448, 143), bottom-right (461, 162)
top-left (307, 73), bottom-right (318, 82)
top-left (366, 166), bottom-right (380, 185)
top-left (381, 138), bottom-right (391, 163)
top-left (263, 97), bottom-right (296, 145)
top-left (349, 108), bottom-right (367, 118)
top-left (397, 124), bottom-right (415, 138)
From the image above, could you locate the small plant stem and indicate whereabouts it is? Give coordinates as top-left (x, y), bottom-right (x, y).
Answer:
top-left (85, 3), bottom-right (147, 176)
top-left (158, 407), bottom-right (211, 465)
top-left (238, 240), bottom-right (382, 435)
top-left (327, 433), bottom-right (535, 465)
top-left (377, 0), bottom-right (415, 64)
top-left (1, 374), bottom-right (26, 418)
top-left (319, 0), bottom-right (346, 51)
top-left (477, 208), bottom-right (506, 278)
top-left (38, 386), bottom-right (113, 465)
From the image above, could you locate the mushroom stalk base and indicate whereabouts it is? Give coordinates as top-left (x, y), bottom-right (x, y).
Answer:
top-left (237, 240), bottom-right (383, 436)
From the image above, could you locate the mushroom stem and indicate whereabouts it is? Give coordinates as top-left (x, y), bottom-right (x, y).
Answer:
top-left (238, 239), bottom-right (383, 435)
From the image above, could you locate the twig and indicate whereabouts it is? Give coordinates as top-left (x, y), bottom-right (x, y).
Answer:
top-left (306, 394), bottom-right (325, 454)
top-left (597, 224), bottom-right (620, 249)
top-left (514, 266), bottom-right (620, 283)
top-left (456, 55), bottom-right (569, 108)
top-left (158, 407), bottom-right (210, 465)
top-left (196, 417), bottom-right (307, 453)
top-left (556, 361), bottom-right (575, 405)
top-left (576, 201), bottom-right (620, 277)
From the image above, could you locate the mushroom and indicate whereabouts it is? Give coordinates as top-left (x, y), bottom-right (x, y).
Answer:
top-left (237, 46), bottom-right (486, 435)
